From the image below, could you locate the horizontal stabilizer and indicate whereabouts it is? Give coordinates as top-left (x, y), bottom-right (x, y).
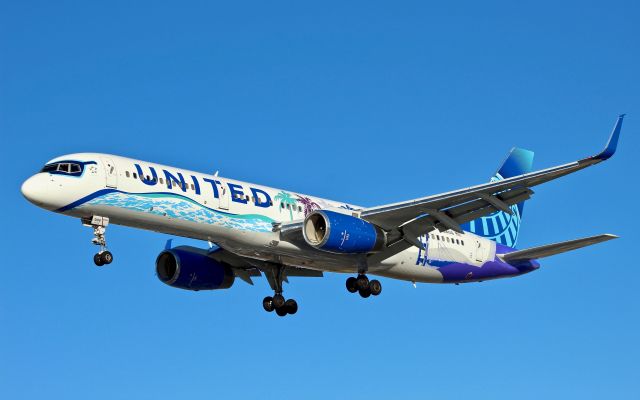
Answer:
top-left (500, 234), bottom-right (618, 263)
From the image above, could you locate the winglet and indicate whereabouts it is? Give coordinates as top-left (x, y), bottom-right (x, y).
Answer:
top-left (594, 114), bottom-right (625, 160)
top-left (164, 239), bottom-right (173, 250)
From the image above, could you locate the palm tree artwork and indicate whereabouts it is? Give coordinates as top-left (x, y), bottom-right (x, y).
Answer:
top-left (274, 191), bottom-right (297, 221)
top-left (296, 195), bottom-right (320, 217)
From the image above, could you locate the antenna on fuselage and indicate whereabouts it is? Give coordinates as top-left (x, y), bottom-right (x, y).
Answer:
top-left (213, 170), bottom-right (219, 177)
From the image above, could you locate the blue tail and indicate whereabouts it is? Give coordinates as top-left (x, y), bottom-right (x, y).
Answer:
top-left (462, 148), bottom-right (534, 247)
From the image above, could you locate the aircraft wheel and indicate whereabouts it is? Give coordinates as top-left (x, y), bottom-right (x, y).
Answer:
top-left (356, 275), bottom-right (369, 291)
top-left (359, 286), bottom-right (371, 298)
top-left (100, 251), bottom-right (113, 265)
top-left (93, 253), bottom-right (104, 266)
top-left (285, 299), bottom-right (298, 315)
top-left (263, 296), bottom-right (274, 312)
top-left (346, 277), bottom-right (358, 293)
top-left (369, 280), bottom-right (382, 296)
top-left (275, 307), bottom-right (288, 317)
top-left (272, 293), bottom-right (285, 309)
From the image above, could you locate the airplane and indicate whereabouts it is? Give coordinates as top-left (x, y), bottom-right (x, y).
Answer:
top-left (21, 115), bottom-right (624, 317)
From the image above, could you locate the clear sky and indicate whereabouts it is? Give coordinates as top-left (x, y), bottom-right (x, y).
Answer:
top-left (1, 1), bottom-right (638, 399)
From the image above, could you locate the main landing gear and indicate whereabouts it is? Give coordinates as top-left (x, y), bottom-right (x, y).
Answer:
top-left (83, 216), bottom-right (114, 267)
top-left (262, 295), bottom-right (298, 317)
top-left (262, 263), bottom-right (298, 317)
top-left (346, 274), bottom-right (382, 298)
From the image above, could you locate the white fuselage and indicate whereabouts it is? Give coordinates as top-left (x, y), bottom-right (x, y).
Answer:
top-left (21, 153), bottom-right (497, 283)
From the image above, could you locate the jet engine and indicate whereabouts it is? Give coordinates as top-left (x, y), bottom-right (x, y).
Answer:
top-left (303, 210), bottom-right (386, 254)
top-left (155, 246), bottom-right (235, 290)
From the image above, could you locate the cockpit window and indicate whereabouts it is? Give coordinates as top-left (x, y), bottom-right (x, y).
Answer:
top-left (41, 161), bottom-right (87, 176)
top-left (41, 164), bottom-right (58, 173)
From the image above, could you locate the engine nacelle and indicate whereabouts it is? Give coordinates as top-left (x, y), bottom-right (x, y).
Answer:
top-left (155, 246), bottom-right (235, 291)
top-left (303, 210), bottom-right (386, 253)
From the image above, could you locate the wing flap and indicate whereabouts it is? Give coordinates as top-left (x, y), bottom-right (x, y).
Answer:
top-left (500, 234), bottom-right (618, 263)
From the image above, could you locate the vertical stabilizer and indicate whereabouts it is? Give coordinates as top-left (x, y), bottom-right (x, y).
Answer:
top-left (462, 147), bottom-right (534, 247)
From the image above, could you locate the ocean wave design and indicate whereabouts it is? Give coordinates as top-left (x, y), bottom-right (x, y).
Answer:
top-left (81, 191), bottom-right (274, 232)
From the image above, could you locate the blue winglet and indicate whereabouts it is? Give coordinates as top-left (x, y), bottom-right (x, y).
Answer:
top-left (595, 114), bottom-right (625, 160)
top-left (164, 239), bottom-right (173, 250)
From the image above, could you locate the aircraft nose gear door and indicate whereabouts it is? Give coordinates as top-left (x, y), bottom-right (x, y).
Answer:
top-left (102, 158), bottom-right (118, 188)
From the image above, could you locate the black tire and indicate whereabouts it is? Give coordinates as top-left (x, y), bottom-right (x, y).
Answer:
top-left (275, 307), bottom-right (288, 317)
top-left (359, 287), bottom-right (371, 298)
top-left (93, 253), bottom-right (104, 266)
top-left (369, 279), bottom-right (382, 296)
top-left (285, 299), bottom-right (298, 315)
top-left (272, 293), bottom-right (285, 309)
top-left (346, 277), bottom-right (358, 293)
top-left (262, 296), bottom-right (274, 312)
top-left (356, 275), bottom-right (369, 291)
top-left (100, 251), bottom-right (113, 265)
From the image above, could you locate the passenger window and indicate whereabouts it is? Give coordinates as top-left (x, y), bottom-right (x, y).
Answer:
top-left (146, 175), bottom-right (150, 181)
top-left (126, 171), bottom-right (130, 178)
top-left (191, 184), bottom-right (195, 190)
top-left (461, 240), bottom-right (465, 245)
top-left (133, 172), bottom-right (138, 179)
top-left (298, 206), bottom-right (302, 212)
top-left (160, 178), bottom-right (164, 184)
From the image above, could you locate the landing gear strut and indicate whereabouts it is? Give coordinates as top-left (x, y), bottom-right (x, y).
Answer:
top-left (83, 216), bottom-right (113, 266)
top-left (346, 274), bottom-right (382, 298)
top-left (262, 263), bottom-right (298, 317)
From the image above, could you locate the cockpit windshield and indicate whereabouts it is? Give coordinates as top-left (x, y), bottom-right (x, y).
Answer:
top-left (41, 162), bottom-right (84, 176)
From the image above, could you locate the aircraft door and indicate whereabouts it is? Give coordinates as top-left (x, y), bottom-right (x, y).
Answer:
top-left (102, 158), bottom-right (118, 188)
top-left (474, 239), bottom-right (484, 262)
top-left (219, 182), bottom-right (229, 210)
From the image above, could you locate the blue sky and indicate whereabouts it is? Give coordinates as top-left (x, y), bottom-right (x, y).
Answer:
top-left (1, 1), bottom-right (639, 399)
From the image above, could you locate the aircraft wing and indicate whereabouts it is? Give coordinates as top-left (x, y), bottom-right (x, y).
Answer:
top-left (274, 116), bottom-right (623, 263)
top-left (362, 115), bottom-right (624, 263)
top-left (359, 114), bottom-right (624, 262)
top-left (208, 245), bottom-right (323, 285)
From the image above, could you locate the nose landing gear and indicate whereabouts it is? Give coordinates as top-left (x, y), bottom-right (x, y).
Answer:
top-left (82, 216), bottom-right (114, 266)
top-left (346, 274), bottom-right (382, 298)
top-left (93, 251), bottom-right (113, 266)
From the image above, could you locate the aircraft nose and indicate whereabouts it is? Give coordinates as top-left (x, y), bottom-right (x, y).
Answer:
top-left (21, 174), bottom-right (49, 208)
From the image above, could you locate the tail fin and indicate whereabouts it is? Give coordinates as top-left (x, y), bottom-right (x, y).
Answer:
top-left (463, 147), bottom-right (535, 247)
